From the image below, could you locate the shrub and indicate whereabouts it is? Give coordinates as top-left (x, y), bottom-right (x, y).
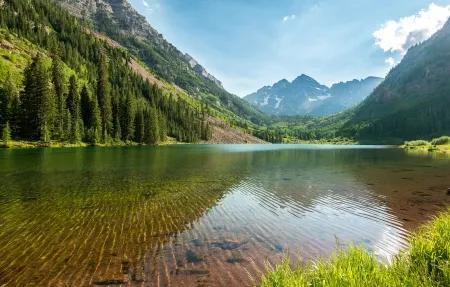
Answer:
top-left (431, 136), bottom-right (450, 146)
top-left (404, 140), bottom-right (429, 147)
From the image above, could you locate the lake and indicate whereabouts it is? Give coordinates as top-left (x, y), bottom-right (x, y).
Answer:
top-left (0, 145), bottom-right (449, 286)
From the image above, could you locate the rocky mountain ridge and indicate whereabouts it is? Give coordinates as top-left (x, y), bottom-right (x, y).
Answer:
top-left (245, 75), bottom-right (383, 116)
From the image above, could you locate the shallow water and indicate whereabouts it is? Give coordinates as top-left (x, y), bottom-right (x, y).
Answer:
top-left (0, 145), bottom-right (449, 286)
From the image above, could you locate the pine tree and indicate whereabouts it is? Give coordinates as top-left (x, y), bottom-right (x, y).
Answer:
top-left (80, 85), bottom-right (91, 129)
top-left (134, 108), bottom-right (144, 143)
top-left (158, 111), bottom-right (167, 143)
top-left (145, 107), bottom-right (159, 145)
top-left (20, 54), bottom-right (55, 141)
top-left (87, 95), bottom-right (101, 144)
top-left (51, 55), bottom-right (66, 139)
top-left (122, 93), bottom-right (135, 141)
top-left (2, 122), bottom-right (11, 147)
top-left (67, 75), bottom-right (81, 142)
top-left (40, 121), bottom-right (51, 144)
top-left (111, 89), bottom-right (121, 141)
top-left (97, 53), bottom-right (112, 142)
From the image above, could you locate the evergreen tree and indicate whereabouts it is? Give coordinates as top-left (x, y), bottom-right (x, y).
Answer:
top-left (97, 53), bottom-right (112, 142)
top-left (67, 75), bottom-right (81, 142)
top-left (134, 108), bottom-right (144, 143)
top-left (111, 89), bottom-right (121, 141)
top-left (20, 54), bottom-right (55, 141)
top-left (145, 107), bottom-right (159, 145)
top-left (87, 95), bottom-right (101, 144)
top-left (80, 85), bottom-right (91, 129)
top-left (2, 122), bottom-right (11, 147)
top-left (51, 55), bottom-right (66, 139)
top-left (158, 111), bottom-right (167, 143)
top-left (8, 95), bottom-right (20, 138)
top-left (122, 93), bottom-right (135, 141)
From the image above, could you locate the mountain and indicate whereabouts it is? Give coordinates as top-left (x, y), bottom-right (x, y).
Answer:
top-left (0, 0), bottom-right (265, 145)
top-left (343, 18), bottom-right (450, 141)
top-left (244, 75), bottom-right (382, 116)
top-left (56, 0), bottom-right (267, 125)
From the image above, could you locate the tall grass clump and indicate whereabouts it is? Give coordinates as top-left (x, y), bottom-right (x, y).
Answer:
top-left (431, 136), bottom-right (450, 146)
top-left (261, 209), bottom-right (450, 287)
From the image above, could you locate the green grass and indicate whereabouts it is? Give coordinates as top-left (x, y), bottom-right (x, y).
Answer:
top-left (431, 136), bottom-right (450, 146)
top-left (284, 137), bottom-right (357, 145)
top-left (261, 209), bottom-right (450, 287)
top-left (402, 136), bottom-right (450, 154)
top-left (404, 140), bottom-right (430, 147)
top-left (1, 138), bottom-right (183, 149)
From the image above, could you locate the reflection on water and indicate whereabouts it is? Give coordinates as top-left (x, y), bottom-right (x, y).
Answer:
top-left (0, 145), bottom-right (449, 286)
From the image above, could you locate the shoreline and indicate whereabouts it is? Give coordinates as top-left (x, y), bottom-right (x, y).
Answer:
top-left (0, 138), bottom-right (183, 149)
top-left (402, 143), bottom-right (450, 155)
top-left (261, 208), bottom-right (450, 286)
top-left (1, 141), bottom-right (368, 149)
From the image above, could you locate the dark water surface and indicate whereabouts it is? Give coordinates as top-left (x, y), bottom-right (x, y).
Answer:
top-left (0, 145), bottom-right (449, 286)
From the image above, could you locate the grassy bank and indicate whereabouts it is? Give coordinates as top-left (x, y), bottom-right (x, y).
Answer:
top-left (261, 209), bottom-right (450, 287)
top-left (0, 138), bottom-right (181, 149)
top-left (281, 136), bottom-right (357, 145)
top-left (403, 136), bottom-right (450, 154)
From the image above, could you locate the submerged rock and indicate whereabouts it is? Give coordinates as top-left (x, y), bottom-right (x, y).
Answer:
top-left (274, 244), bottom-right (284, 253)
top-left (211, 239), bottom-right (246, 250)
top-left (177, 268), bottom-right (209, 275)
top-left (191, 239), bottom-right (205, 247)
top-left (226, 251), bottom-right (246, 264)
top-left (186, 249), bottom-right (203, 263)
top-left (93, 279), bottom-right (125, 285)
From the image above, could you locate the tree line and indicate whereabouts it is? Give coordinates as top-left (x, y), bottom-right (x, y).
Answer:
top-left (1, 53), bottom-right (169, 145)
top-left (0, 0), bottom-right (210, 146)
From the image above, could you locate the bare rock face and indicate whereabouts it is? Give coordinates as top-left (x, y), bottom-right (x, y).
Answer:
top-left (184, 54), bottom-right (223, 88)
top-left (244, 75), bottom-right (383, 116)
top-left (58, 0), bottom-right (101, 17)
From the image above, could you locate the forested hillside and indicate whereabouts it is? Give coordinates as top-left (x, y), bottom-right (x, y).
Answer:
top-left (56, 0), bottom-right (268, 126)
top-left (342, 19), bottom-right (450, 142)
top-left (0, 0), bottom-right (212, 146)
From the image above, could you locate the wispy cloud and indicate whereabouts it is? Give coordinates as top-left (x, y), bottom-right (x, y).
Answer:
top-left (282, 14), bottom-right (296, 23)
top-left (373, 3), bottom-right (450, 54)
top-left (142, 0), bottom-right (149, 8)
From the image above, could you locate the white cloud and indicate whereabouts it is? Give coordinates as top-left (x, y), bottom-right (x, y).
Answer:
top-left (142, 0), bottom-right (149, 7)
top-left (385, 57), bottom-right (396, 67)
top-left (283, 14), bottom-right (296, 23)
top-left (373, 3), bottom-right (450, 54)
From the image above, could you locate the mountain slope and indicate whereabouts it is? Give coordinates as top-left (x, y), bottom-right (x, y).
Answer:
top-left (56, 0), bottom-right (268, 125)
top-left (244, 75), bottom-right (382, 116)
top-left (343, 19), bottom-right (450, 141)
top-left (0, 0), bottom-right (264, 145)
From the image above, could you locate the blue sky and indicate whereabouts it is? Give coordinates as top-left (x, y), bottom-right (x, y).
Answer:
top-left (129, 0), bottom-right (450, 97)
